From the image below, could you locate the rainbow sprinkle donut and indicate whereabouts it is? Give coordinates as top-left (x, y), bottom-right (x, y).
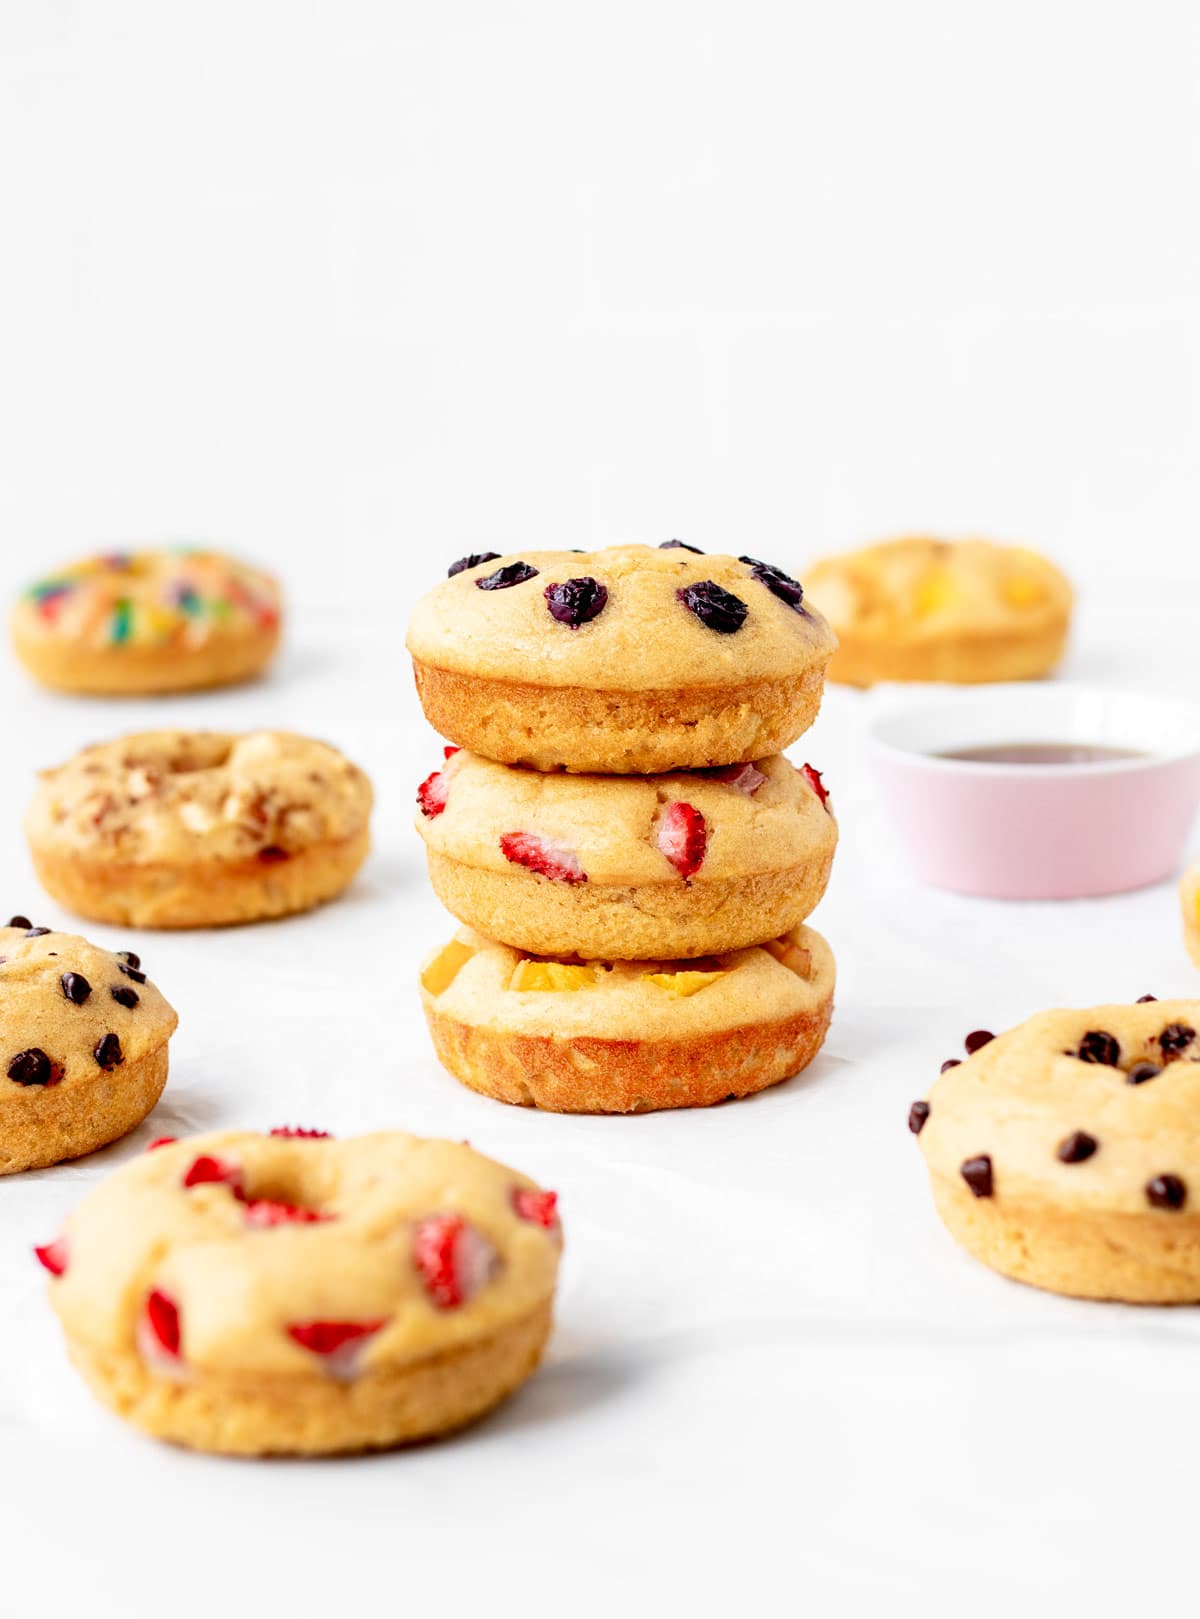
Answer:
top-left (12, 548), bottom-right (281, 695)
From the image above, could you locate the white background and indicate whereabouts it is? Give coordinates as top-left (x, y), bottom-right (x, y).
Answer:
top-left (1, 3), bottom-right (1198, 1614)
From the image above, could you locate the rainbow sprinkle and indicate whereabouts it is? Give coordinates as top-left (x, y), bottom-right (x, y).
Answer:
top-left (109, 598), bottom-right (133, 645)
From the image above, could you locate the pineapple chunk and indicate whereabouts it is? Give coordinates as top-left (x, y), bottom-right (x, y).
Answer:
top-left (421, 938), bottom-right (478, 996)
top-left (763, 937), bottom-right (813, 978)
top-left (643, 969), bottom-right (726, 997)
top-left (510, 960), bottom-right (598, 993)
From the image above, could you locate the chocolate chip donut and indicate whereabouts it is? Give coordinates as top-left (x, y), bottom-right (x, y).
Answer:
top-left (0, 922), bottom-right (177, 1174)
top-left (422, 923), bottom-right (835, 1113)
top-left (26, 730), bottom-right (373, 929)
top-left (406, 543), bottom-right (837, 773)
top-left (416, 748), bottom-right (837, 960)
top-left (912, 1001), bottom-right (1200, 1301)
top-left (37, 1129), bottom-right (561, 1455)
top-left (12, 548), bottom-right (281, 695)
top-left (804, 536), bottom-right (1072, 687)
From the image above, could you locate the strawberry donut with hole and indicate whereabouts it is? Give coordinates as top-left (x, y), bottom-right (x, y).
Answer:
top-left (415, 748), bottom-right (837, 959)
top-left (25, 729), bottom-right (373, 929)
top-left (37, 1129), bottom-right (562, 1455)
top-left (405, 544), bottom-right (837, 774)
top-left (0, 921), bottom-right (178, 1174)
top-left (421, 923), bottom-right (836, 1112)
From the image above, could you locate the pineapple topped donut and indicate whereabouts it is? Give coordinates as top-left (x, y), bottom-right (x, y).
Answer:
top-left (12, 547), bottom-right (281, 694)
top-left (406, 542), bottom-right (837, 773)
top-left (36, 1128), bottom-right (562, 1455)
top-left (804, 536), bottom-right (1072, 687)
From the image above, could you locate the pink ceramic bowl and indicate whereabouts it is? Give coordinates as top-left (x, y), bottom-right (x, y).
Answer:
top-left (868, 684), bottom-right (1200, 899)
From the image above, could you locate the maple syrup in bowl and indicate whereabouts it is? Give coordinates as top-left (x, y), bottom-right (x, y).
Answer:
top-left (868, 684), bottom-right (1200, 898)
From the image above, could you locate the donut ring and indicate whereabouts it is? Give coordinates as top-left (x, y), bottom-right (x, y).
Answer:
top-left (421, 923), bottom-right (835, 1112)
top-left (0, 923), bottom-right (177, 1174)
top-left (415, 749), bottom-right (837, 960)
top-left (38, 1129), bottom-right (562, 1455)
top-left (804, 537), bottom-right (1072, 687)
top-left (913, 1000), bottom-right (1200, 1301)
top-left (12, 548), bottom-right (281, 695)
top-left (406, 545), bottom-right (837, 774)
top-left (26, 730), bottom-right (373, 929)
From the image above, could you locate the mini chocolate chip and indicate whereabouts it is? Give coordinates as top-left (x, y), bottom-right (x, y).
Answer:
top-left (258, 845), bottom-right (289, 863)
top-left (94, 1033), bottom-right (123, 1069)
top-left (1159, 1023), bottom-right (1196, 1060)
top-left (6, 915), bottom-right (30, 929)
top-left (544, 576), bottom-right (609, 628)
top-left (476, 561), bottom-right (539, 591)
top-left (24, 927), bottom-right (50, 938)
top-left (1127, 1061), bottom-right (1162, 1085)
top-left (676, 580), bottom-right (748, 634)
top-left (448, 552), bottom-right (500, 577)
top-left (118, 950), bottom-right (141, 969)
top-left (1146, 1174), bottom-right (1187, 1211)
top-left (940, 1058), bottom-right (962, 1073)
top-left (119, 961), bottom-right (147, 984)
top-left (659, 539), bottom-right (704, 553)
top-left (8, 1048), bottom-right (52, 1086)
top-left (908, 1100), bottom-right (930, 1135)
top-left (1076, 1030), bottom-right (1120, 1066)
top-left (110, 984), bottom-right (140, 1009)
top-left (964, 1029), bottom-right (994, 1054)
top-left (739, 556), bottom-right (805, 610)
top-left (960, 1155), bottom-right (994, 1198)
top-left (1056, 1130), bottom-right (1098, 1164)
top-left (1137, 994), bottom-right (1158, 1003)
top-left (60, 972), bottom-right (92, 1005)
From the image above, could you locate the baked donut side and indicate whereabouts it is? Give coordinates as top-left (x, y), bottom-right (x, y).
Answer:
top-left (420, 925), bottom-right (836, 1113)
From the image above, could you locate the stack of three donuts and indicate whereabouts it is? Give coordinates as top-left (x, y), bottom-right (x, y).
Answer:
top-left (407, 543), bottom-right (842, 1113)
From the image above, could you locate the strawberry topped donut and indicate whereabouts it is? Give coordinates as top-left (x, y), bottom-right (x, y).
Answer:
top-left (415, 748), bottom-right (837, 959)
top-left (12, 547), bottom-right (281, 695)
top-left (37, 1129), bottom-right (562, 1455)
top-left (26, 730), bottom-right (373, 928)
top-left (406, 543), bottom-right (837, 773)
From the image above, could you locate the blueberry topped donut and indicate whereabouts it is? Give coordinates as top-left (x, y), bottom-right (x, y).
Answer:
top-left (0, 922), bottom-right (177, 1174)
top-left (912, 999), bottom-right (1200, 1301)
top-left (406, 543), bottom-right (836, 772)
top-left (12, 548), bottom-right (281, 695)
top-left (416, 748), bottom-right (837, 959)
top-left (37, 1129), bottom-right (562, 1455)
top-left (421, 922), bottom-right (836, 1112)
top-left (26, 730), bottom-right (373, 928)
top-left (804, 536), bottom-right (1072, 687)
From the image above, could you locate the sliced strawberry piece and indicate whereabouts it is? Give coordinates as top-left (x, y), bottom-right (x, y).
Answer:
top-left (417, 769), bottom-right (450, 818)
top-left (512, 1187), bottom-right (559, 1229)
top-left (656, 801), bottom-right (707, 879)
top-left (143, 1289), bottom-right (182, 1358)
top-left (146, 1136), bottom-right (177, 1151)
top-left (705, 762), bottom-right (767, 795)
top-left (182, 1154), bottom-right (244, 1194)
top-left (34, 1236), bottom-right (69, 1277)
top-left (287, 1319), bottom-right (386, 1355)
top-left (413, 1212), bottom-right (499, 1309)
top-left (499, 831), bottom-right (586, 884)
top-left (802, 763), bottom-right (831, 811)
top-left (443, 744), bottom-right (460, 760)
top-left (243, 1199), bottom-right (334, 1229)
top-left (269, 1125), bottom-right (332, 1140)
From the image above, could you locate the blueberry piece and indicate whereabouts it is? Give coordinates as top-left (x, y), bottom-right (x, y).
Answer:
top-left (544, 577), bottom-right (608, 629)
top-left (676, 581), bottom-right (748, 634)
top-left (476, 562), bottom-right (539, 591)
top-left (448, 552), bottom-right (501, 577)
top-left (660, 539), bottom-right (704, 554)
top-left (740, 556), bottom-right (805, 610)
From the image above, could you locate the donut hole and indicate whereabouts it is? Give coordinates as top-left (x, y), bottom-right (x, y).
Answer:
top-left (422, 938), bottom-right (478, 996)
top-left (118, 736), bottom-right (234, 777)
